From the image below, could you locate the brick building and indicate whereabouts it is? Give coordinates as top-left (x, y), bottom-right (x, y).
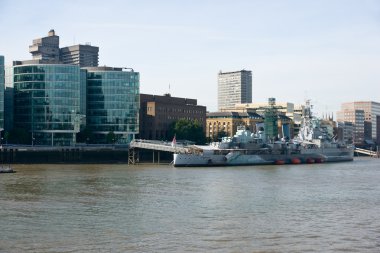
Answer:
top-left (139, 94), bottom-right (206, 140)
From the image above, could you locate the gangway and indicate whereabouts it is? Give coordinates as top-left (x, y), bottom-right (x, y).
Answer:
top-left (354, 147), bottom-right (379, 158)
top-left (128, 139), bottom-right (188, 165)
top-left (129, 139), bottom-right (187, 153)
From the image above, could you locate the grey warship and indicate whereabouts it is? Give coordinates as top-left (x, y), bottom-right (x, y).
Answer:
top-left (173, 100), bottom-right (354, 167)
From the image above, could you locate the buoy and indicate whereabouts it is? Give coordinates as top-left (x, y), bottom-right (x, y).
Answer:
top-left (315, 158), bottom-right (324, 163)
top-left (275, 160), bottom-right (285, 165)
top-left (306, 158), bottom-right (315, 164)
top-left (291, 158), bottom-right (301, 164)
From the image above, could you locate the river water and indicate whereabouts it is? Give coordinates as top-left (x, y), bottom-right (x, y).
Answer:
top-left (1, 158), bottom-right (380, 252)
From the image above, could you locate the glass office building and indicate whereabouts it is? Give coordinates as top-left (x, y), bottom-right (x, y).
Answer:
top-left (85, 67), bottom-right (139, 143)
top-left (13, 64), bottom-right (81, 146)
top-left (0, 56), bottom-right (4, 132)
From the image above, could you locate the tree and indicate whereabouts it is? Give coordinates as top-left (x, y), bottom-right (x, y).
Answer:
top-left (4, 131), bottom-right (9, 144)
top-left (8, 128), bottom-right (30, 144)
top-left (76, 127), bottom-right (94, 143)
top-left (216, 130), bottom-right (227, 142)
top-left (169, 119), bottom-right (206, 144)
top-left (106, 131), bottom-right (116, 144)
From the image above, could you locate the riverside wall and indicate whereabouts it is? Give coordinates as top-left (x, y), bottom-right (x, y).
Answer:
top-left (0, 147), bottom-right (173, 164)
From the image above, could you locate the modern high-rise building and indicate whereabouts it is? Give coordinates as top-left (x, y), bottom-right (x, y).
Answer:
top-left (29, 29), bottom-right (60, 63)
top-left (337, 108), bottom-right (365, 145)
top-left (85, 67), bottom-right (139, 143)
top-left (217, 70), bottom-right (252, 110)
top-left (4, 65), bottom-right (14, 133)
top-left (0, 55), bottom-right (4, 132)
top-left (337, 121), bottom-right (354, 144)
top-left (13, 63), bottom-right (82, 146)
top-left (337, 101), bottom-right (380, 143)
top-left (6, 31), bottom-right (141, 146)
top-left (60, 44), bottom-right (99, 67)
top-left (4, 87), bottom-right (14, 132)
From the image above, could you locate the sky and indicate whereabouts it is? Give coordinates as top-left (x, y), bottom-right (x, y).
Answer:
top-left (1, 0), bottom-right (379, 115)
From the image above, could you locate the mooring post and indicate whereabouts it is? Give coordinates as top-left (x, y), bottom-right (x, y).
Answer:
top-left (128, 148), bottom-right (136, 165)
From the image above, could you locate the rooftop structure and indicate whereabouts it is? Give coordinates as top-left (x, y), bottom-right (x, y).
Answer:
top-left (29, 29), bottom-right (60, 63)
top-left (60, 44), bottom-right (99, 67)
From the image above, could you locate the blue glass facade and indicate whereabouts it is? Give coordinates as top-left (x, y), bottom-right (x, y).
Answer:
top-left (13, 64), bottom-right (81, 146)
top-left (0, 56), bottom-right (4, 131)
top-left (86, 67), bottom-right (139, 143)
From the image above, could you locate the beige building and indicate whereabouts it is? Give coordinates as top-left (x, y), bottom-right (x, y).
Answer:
top-left (224, 101), bottom-right (303, 138)
top-left (206, 111), bottom-right (293, 141)
top-left (206, 112), bottom-right (263, 141)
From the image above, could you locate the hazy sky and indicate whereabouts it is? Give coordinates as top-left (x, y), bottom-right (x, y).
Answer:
top-left (1, 0), bottom-right (379, 115)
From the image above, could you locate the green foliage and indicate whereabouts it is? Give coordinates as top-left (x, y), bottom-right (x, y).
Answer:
top-left (3, 131), bottom-right (10, 144)
top-left (169, 119), bottom-right (206, 144)
top-left (76, 127), bottom-right (94, 143)
top-left (216, 130), bottom-right (227, 141)
top-left (106, 131), bottom-right (116, 144)
top-left (8, 128), bottom-right (31, 144)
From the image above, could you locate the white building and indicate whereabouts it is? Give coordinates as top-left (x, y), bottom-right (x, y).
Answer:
top-left (217, 70), bottom-right (252, 110)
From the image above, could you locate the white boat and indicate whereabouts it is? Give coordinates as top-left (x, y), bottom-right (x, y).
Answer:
top-left (0, 166), bottom-right (15, 173)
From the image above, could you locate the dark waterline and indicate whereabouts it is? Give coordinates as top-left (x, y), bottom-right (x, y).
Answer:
top-left (1, 158), bottom-right (380, 252)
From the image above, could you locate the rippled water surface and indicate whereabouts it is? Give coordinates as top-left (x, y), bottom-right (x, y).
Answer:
top-left (1, 158), bottom-right (380, 252)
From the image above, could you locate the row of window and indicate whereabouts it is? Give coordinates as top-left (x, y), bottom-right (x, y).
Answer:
top-left (15, 82), bottom-right (80, 90)
top-left (14, 65), bottom-right (79, 75)
top-left (87, 88), bottom-right (138, 95)
top-left (148, 107), bottom-right (204, 114)
top-left (14, 73), bottom-right (79, 82)
top-left (87, 72), bottom-right (139, 80)
top-left (89, 125), bottom-right (137, 132)
top-left (14, 121), bottom-right (75, 131)
top-left (15, 98), bottom-right (79, 107)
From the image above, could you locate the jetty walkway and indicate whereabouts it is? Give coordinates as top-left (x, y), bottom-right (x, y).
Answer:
top-left (128, 139), bottom-right (190, 164)
top-left (354, 147), bottom-right (379, 158)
